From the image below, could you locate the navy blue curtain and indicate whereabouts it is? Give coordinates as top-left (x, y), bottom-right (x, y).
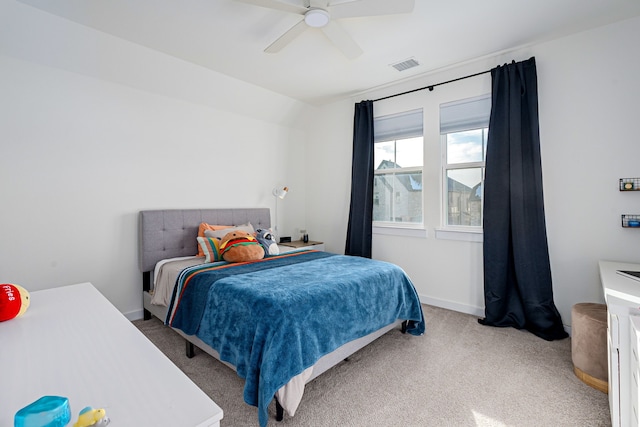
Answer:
top-left (479, 57), bottom-right (568, 341)
top-left (345, 100), bottom-right (374, 258)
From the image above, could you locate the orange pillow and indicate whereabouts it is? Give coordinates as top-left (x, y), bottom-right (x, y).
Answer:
top-left (197, 223), bottom-right (230, 256)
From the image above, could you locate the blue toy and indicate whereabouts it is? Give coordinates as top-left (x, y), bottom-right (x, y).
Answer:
top-left (14, 396), bottom-right (71, 427)
top-left (256, 228), bottom-right (279, 255)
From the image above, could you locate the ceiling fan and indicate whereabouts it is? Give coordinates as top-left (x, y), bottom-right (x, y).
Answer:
top-left (234, 0), bottom-right (415, 59)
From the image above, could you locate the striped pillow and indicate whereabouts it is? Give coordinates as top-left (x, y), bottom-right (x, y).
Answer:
top-left (197, 223), bottom-right (231, 256)
top-left (196, 236), bottom-right (222, 263)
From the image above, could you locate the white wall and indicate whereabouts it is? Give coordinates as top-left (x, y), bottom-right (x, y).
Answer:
top-left (307, 16), bottom-right (640, 329)
top-left (2, 1), bottom-right (640, 330)
top-left (0, 1), bottom-right (312, 319)
top-left (537, 16), bottom-right (640, 325)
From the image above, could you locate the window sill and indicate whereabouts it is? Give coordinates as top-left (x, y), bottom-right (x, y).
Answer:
top-left (435, 228), bottom-right (483, 242)
top-left (373, 226), bottom-right (427, 238)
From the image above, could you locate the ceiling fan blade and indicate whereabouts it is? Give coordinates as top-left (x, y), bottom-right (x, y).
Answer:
top-left (329, 0), bottom-right (414, 19)
top-left (234, 0), bottom-right (307, 15)
top-left (309, 0), bottom-right (329, 7)
top-left (320, 21), bottom-right (363, 59)
top-left (265, 19), bottom-right (309, 53)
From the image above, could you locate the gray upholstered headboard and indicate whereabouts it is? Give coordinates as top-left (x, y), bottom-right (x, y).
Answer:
top-left (138, 208), bottom-right (271, 273)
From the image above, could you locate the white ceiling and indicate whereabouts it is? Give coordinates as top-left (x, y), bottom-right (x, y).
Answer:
top-left (17, 0), bottom-right (640, 105)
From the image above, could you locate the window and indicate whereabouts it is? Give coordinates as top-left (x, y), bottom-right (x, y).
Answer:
top-left (440, 95), bottom-right (490, 229)
top-left (373, 109), bottom-right (423, 227)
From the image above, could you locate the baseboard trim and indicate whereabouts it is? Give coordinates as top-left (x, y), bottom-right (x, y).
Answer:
top-left (419, 294), bottom-right (484, 318)
top-left (419, 294), bottom-right (572, 336)
top-left (124, 309), bottom-right (144, 321)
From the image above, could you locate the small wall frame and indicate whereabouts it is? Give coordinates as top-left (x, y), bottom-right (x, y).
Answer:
top-left (620, 178), bottom-right (640, 191)
top-left (622, 214), bottom-right (640, 228)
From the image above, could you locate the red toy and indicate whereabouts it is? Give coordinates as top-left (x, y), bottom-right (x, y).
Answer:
top-left (0, 283), bottom-right (30, 322)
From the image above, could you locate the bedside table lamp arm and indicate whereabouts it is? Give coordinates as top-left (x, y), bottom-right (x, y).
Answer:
top-left (272, 186), bottom-right (289, 239)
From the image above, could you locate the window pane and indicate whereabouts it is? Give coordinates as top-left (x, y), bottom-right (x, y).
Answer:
top-left (373, 109), bottom-right (424, 228)
top-left (447, 129), bottom-right (485, 164)
top-left (374, 171), bottom-right (423, 223)
top-left (396, 137), bottom-right (423, 167)
top-left (374, 141), bottom-right (395, 169)
top-left (373, 174), bottom-right (392, 221)
top-left (446, 168), bottom-right (482, 226)
top-left (374, 137), bottom-right (423, 169)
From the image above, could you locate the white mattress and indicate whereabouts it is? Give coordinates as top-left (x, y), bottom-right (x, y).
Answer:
top-left (150, 256), bottom-right (205, 306)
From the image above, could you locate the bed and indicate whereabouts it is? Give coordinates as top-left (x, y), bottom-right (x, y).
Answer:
top-left (138, 208), bottom-right (424, 426)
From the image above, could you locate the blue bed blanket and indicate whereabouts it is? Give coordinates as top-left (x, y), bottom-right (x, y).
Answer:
top-left (167, 250), bottom-right (424, 426)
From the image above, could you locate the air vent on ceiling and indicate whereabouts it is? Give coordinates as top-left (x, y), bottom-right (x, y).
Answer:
top-left (390, 58), bottom-right (420, 72)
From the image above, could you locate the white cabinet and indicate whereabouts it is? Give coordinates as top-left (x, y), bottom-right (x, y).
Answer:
top-left (630, 316), bottom-right (640, 425)
top-left (600, 261), bottom-right (640, 427)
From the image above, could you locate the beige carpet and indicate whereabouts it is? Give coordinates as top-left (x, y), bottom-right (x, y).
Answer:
top-left (133, 305), bottom-right (610, 426)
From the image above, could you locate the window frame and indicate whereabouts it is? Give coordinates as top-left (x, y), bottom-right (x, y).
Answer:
top-left (440, 129), bottom-right (487, 232)
top-left (372, 109), bottom-right (425, 231)
top-left (437, 94), bottom-right (491, 239)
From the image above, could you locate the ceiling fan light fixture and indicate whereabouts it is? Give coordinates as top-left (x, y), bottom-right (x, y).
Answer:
top-left (304, 9), bottom-right (330, 28)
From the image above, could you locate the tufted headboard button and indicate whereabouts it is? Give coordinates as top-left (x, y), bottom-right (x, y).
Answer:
top-left (139, 208), bottom-right (271, 273)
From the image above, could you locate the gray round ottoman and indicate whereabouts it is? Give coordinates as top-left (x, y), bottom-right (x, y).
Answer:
top-left (571, 302), bottom-right (608, 393)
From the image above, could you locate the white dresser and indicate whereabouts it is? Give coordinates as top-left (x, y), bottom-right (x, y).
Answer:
top-left (630, 316), bottom-right (640, 425)
top-left (600, 261), bottom-right (640, 427)
top-left (0, 283), bottom-right (223, 427)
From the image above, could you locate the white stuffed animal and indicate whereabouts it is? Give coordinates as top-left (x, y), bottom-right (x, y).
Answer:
top-left (256, 229), bottom-right (279, 255)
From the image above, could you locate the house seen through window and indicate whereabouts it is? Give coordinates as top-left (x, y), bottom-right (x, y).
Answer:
top-left (440, 95), bottom-right (491, 229)
top-left (373, 109), bottom-right (423, 226)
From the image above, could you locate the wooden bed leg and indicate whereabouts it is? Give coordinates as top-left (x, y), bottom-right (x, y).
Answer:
top-left (143, 308), bottom-right (151, 321)
top-left (186, 341), bottom-right (195, 359)
top-left (275, 398), bottom-right (284, 422)
top-left (401, 320), bottom-right (408, 334)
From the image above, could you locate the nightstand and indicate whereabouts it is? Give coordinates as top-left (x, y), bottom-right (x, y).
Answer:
top-left (278, 240), bottom-right (324, 254)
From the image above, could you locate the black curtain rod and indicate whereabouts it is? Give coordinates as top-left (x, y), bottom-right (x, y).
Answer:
top-left (372, 69), bottom-right (491, 102)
